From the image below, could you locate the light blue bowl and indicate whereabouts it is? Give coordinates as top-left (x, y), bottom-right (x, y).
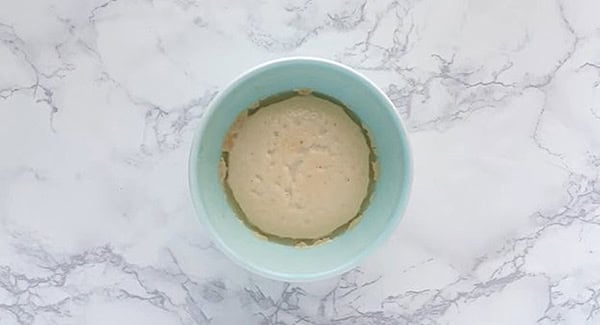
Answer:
top-left (189, 57), bottom-right (412, 282)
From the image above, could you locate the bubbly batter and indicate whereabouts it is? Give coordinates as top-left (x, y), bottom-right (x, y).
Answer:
top-left (223, 93), bottom-right (371, 240)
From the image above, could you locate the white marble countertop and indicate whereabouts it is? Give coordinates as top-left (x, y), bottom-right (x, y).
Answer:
top-left (1, 0), bottom-right (600, 324)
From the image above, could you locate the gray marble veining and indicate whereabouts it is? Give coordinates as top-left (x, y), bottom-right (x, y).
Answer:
top-left (1, 0), bottom-right (600, 324)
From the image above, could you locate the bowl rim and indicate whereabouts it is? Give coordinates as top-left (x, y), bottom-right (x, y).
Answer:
top-left (188, 56), bottom-right (413, 282)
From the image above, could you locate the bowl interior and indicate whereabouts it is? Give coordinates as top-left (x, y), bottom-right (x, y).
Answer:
top-left (189, 58), bottom-right (411, 281)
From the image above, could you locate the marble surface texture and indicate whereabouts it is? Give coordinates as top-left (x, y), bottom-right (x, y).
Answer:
top-left (1, 0), bottom-right (600, 324)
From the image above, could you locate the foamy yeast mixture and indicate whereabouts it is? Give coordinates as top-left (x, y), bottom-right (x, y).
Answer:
top-left (223, 93), bottom-right (371, 240)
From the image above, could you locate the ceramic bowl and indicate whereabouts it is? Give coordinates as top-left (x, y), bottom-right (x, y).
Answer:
top-left (189, 57), bottom-right (412, 281)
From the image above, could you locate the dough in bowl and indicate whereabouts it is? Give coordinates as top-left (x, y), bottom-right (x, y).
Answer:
top-left (223, 93), bottom-right (371, 240)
